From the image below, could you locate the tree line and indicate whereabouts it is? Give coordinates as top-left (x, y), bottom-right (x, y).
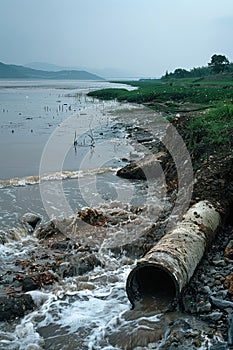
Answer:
top-left (162, 54), bottom-right (232, 79)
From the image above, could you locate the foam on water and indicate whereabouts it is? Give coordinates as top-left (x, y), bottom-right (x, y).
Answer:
top-left (0, 167), bottom-right (117, 189)
top-left (0, 255), bottom-right (134, 349)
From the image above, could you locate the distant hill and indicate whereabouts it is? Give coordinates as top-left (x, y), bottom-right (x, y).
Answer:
top-left (25, 62), bottom-right (143, 80)
top-left (25, 62), bottom-right (80, 72)
top-left (0, 62), bottom-right (104, 80)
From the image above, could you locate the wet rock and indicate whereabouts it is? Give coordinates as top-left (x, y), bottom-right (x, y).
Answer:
top-left (197, 301), bottom-right (212, 313)
top-left (34, 220), bottom-right (65, 240)
top-left (21, 277), bottom-right (40, 292)
top-left (212, 259), bottom-right (226, 267)
top-left (228, 312), bottom-right (233, 346)
top-left (78, 208), bottom-right (108, 226)
top-left (51, 240), bottom-right (70, 251)
top-left (77, 254), bottom-right (102, 275)
top-left (200, 311), bottom-right (223, 322)
top-left (210, 343), bottom-right (228, 350)
top-left (0, 227), bottom-right (29, 243)
top-left (0, 230), bottom-right (7, 244)
top-left (58, 253), bottom-right (102, 278)
top-left (210, 296), bottom-right (233, 310)
top-left (129, 127), bottom-right (154, 144)
top-left (201, 286), bottom-right (212, 295)
top-left (12, 271), bottom-right (59, 292)
top-left (20, 212), bottom-right (41, 230)
top-left (158, 317), bottom-right (218, 349)
top-left (0, 294), bottom-right (35, 321)
top-left (116, 152), bottom-right (167, 180)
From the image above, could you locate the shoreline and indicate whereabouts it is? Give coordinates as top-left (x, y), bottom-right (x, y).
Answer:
top-left (1, 94), bottom-right (233, 348)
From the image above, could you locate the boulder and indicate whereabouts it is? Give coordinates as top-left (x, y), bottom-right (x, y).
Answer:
top-left (116, 152), bottom-right (167, 180)
top-left (0, 294), bottom-right (35, 321)
top-left (20, 212), bottom-right (41, 229)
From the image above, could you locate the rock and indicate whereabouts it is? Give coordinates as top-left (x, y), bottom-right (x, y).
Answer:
top-left (0, 230), bottom-right (7, 244)
top-left (212, 260), bottom-right (226, 267)
top-left (224, 272), bottom-right (233, 295)
top-left (225, 240), bottom-right (233, 260)
top-left (20, 277), bottom-right (40, 292)
top-left (210, 296), bottom-right (233, 310)
top-left (51, 240), bottom-right (70, 251)
top-left (116, 152), bottom-right (167, 180)
top-left (202, 286), bottom-right (212, 295)
top-left (0, 227), bottom-right (28, 242)
top-left (0, 294), bottom-right (35, 321)
top-left (78, 208), bottom-right (108, 226)
top-left (210, 343), bottom-right (228, 350)
top-left (130, 127), bottom-right (154, 144)
top-left (200, 311), bottom-right (223, 322)
top-left (76, 254), bottom-right (102, 275)
top-left (228, 312), bottom-right (233, 346)
top-left (20, 212), bottom-right (41, 229)
top-left (34, 220), bottom-right (64, 240)
top-left (197, 301), bottom-right (212, 313)
top-left (54, 253), bottom-right (102, 278)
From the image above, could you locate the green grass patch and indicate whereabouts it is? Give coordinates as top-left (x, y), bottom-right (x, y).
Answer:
top-left (178, 105), bottom-right (233, 164)
top-left (88, 78), bottom-right (233, 108)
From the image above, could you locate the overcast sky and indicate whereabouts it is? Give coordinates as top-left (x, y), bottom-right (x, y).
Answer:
top-left (0, 0), bottom-right (233, 77)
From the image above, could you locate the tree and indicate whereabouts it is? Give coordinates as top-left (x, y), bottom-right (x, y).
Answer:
top-left (173, 68), bottom-right (189, 78)
top-left (208, 54), bottom-right (230, 74)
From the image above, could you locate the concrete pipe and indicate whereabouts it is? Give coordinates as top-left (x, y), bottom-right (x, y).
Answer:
top-left (126, 200), bottom-right (221, 311)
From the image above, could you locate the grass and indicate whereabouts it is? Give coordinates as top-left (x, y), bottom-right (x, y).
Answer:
top-left (88, 75), bottom-right (233, 167)
top-left (176, 105), bottom-right (233, 164)
top-left (88, 76), bottom-right (233, 112)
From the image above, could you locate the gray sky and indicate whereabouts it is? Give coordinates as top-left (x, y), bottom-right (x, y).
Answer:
top-left (0, 0), bottom-right (233, 77)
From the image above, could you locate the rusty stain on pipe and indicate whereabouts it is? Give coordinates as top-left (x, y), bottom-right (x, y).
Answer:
top-left (126, 200), bottom-right (221, 310)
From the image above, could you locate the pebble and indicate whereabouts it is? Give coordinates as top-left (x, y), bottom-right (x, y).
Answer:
top-left (212, 260), bottom-right (226, 267)
top-left (210, 296), bottom-right (233, 310)
top-left (210, 343), bottom-right (228, 350)
top-left (197, 301), bottom-right (212, 313)
top-left (200, 311), bottom-right (223, 322)
top-left (202, 286), bottom-right (212, 294)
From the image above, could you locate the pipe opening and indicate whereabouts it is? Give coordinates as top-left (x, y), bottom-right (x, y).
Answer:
top-left (126, 264), bottom-right (178, 311)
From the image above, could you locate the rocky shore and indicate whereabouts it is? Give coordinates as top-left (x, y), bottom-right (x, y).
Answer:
top-left (0, 109), bottom-right (233, 349)
top-left (115, 114), bottom-right (233, 349)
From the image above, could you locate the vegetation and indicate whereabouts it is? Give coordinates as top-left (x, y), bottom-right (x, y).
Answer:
top-left (208, 54), bottom-right (230, 74)
top-left (177, 105), bottom-right (233, 164)
top-left (88, 75), bottom-right (233, 111)
top-left (162, 54), bottom-right (230, 79)
top-left (88, 56), bottom-right (233, 167)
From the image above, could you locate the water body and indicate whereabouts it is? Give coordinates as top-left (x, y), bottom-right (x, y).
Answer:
top-left (0, 80), bottom-right (220, 349)
top-left (0, 80), bottom-right (134, 180)
top-left (0, 80), bottom-right (161, 349)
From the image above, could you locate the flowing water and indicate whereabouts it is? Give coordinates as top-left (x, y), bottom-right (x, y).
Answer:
top-left (0, 80), bottom-right (222, 349)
